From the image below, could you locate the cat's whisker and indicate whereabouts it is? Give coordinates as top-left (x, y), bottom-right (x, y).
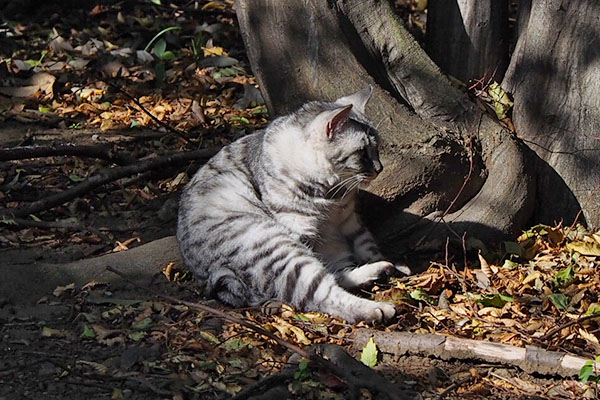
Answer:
top-left (341, 175), bottom-right (366, 199)
top-left (328, 175), bottom-right (358, 198)
top-left (328, 174), bottom-right (355, 192)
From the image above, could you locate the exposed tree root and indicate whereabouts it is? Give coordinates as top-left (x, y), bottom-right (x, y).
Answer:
top-left (236, 0), bottom-right (535, 251)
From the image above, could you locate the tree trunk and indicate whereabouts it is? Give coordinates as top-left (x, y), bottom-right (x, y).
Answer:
top-left (426, 0), bottom-right (509, 83)
top-left (236, 0), bottom-right (534, 258)
top-left (502, 0), bottom-right (600, 226)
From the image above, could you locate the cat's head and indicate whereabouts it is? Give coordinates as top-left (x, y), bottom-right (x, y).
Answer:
top-left (304, 86), bottom-right (383, 186)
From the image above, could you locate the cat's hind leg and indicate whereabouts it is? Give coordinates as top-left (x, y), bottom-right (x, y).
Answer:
top-left (208, 267), bottom-right (250, 308)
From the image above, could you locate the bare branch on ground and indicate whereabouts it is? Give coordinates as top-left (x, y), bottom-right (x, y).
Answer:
top-left (0, 144), bottom-right (136, 165)
top-left (0, 147), bottom-right (220, 218)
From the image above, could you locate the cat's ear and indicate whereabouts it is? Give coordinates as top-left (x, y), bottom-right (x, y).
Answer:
top-left (335, 85), bottom-right (373, 114)
top-left (325, 104), bottom-right (352, 140)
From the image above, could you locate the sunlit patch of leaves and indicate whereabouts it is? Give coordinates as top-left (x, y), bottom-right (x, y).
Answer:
top-left (377, 224), bottom-right (600, 358)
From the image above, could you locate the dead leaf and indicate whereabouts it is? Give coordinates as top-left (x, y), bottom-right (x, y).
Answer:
top-left (53, 283), bottom-right (75, 297)
top-left (0, 72), bottom-right (56, 99)
top-left (41, 327), bottom-right (69, 338)
top-left (567, 241), bottom-right (600, 256)
top-left (49, 36), bottom-right (74, 53)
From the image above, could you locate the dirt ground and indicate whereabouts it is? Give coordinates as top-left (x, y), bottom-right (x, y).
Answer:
top-left (1, 1), bottom-right (599, 398)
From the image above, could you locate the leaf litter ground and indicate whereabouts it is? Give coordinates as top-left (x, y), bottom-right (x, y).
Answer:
top-left (0, 1), bottom-right (599, 399)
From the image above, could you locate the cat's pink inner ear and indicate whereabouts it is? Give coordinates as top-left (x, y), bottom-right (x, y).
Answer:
top-left (326, 105), bottom-right (352, 139)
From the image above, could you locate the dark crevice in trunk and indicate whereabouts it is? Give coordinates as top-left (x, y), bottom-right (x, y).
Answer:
top-left (329, 0), bottom-right (415, 113)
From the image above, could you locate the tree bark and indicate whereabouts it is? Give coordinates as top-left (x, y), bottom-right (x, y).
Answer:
top-left (426, 0), bottom-right (509, 83)
top-left (353, 329), bottom-right (600, 378)
top-left (502, 0), bottom-right (600, 226)
top-left (236, 0), bottom-right (534, 256)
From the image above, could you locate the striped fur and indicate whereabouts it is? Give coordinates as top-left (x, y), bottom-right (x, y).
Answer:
top-left (177, 86), bottom-right (399, 323)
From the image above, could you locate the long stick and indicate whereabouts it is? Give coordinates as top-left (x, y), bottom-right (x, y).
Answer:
top-left (0, 147), bottom-right (220, 218)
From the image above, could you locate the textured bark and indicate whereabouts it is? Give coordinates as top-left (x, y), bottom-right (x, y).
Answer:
top-left (353, 329), bottom-right (600, 378)
top-left (426, 0), bottom-right (509, 83)
top-left (236, 0), bottom-right (534, 256)
top-left (502, 0), bottom-right (600, 226)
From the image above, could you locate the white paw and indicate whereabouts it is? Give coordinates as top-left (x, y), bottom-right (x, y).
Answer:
top-left (395, 264), bottom-right (412, 275)
top-left (338, 261), bottom-right (393, 289)
top-left (347, 300), bottom-right (396, 324)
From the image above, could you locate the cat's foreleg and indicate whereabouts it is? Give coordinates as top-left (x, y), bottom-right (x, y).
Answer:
top-left (274, 254), bottom-right (395, 323)
top-left (339, 213), bottom-right (411, 285)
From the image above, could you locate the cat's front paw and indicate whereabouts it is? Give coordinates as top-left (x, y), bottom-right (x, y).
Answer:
top-left (338, 260), bottom-right (394, 289)
top-left (395, 263), bottom-right (412, 276)
top-left (350, 299), bottom-right (396, 324)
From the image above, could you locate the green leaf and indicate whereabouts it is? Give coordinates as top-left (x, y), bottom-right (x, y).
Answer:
top-left (294, 359), bottom-right (310, 381)
top-left (360, 337), bottom-right (379, 368)
top-left (502, 259), bottom-right (519, 270)
top-left (25, 59), bottom-right (41, 67)
top-left (160, 50), bottom-right (176, 61)
top-left (229, 117), bottom-right (250, 124)
top-left (476, 293), bottom-right (513, 308)
top-left (251, 106), bottom-right (268, 115)
top-left (69, 174), bottom-right (84, 182)
top-left (553, 265), bottom-right (574, 287)
top-left (548, 293), bottom-right (569, 310)
top-left (214, 66), bottom-right (243, 79)
top-left (199, 331), bottom-right (220, 344)
top-left (149, 0), bottom-right (161, 4)
top-left (153, 38), bottom-right (167, 57)
top-left (522, 224), bottom-right (550, 238)
top-left (131, 317), bottom-right (152, 330)
top-left (80, 324), bottom-right (96, 339)
top-left (585, 304), bottom-right (600, 316)
top-left (579, 361), bottom-right (594, 383)
top-left (130, 120), bottom-right (141, 128)
top-left (292, 314), bottom-right (310, 322)
top-left (409, 288), bottom-right (432, 303)
top-left (127, 331), bottom-right (146, 341)
top-left (503, 241), bottom-right (523, 257)
top-left (38, 105), bottom-right (52, 113)
top-left (488, 82), bottom-right (513, 120)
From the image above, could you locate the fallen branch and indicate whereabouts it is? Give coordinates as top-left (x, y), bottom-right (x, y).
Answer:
top-left (106, 266), bottom-right (413, 400)
top-left (352, 329), bottom-right (600, 378)
top-left (0, 147), bottom-right (220, 218)
top-left (0, 144), bottom-right (135, 165)
top-left (0, 217), bottom-right (157, 233)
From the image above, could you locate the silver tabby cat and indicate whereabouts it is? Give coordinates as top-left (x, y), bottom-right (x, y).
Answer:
top-left (177, 86), bottom-right (402, 323)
